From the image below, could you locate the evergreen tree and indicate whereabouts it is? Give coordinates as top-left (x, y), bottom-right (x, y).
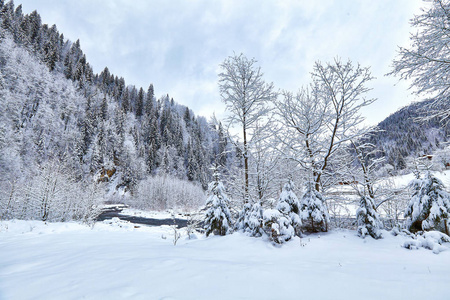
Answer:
top-left (145, 83), bottom-right (154, 115)
top-left (260, 180), bottom-right (301, 244)
top-left (136, 87), bottom-right (144, 118)
top-left (76, 96), bottom-right (94, 162)
top-left (100, 95), bottom-right (108, 121)
top-left (28, 10), bottom-right (42, 52)
top-left (356, 195), bottom-right (382, 239)
top-left (122, 87), bottom-right (130, 112)
top-left (405, 172), bottom-right (450, 234)
top-left (186, 140), bottom-right (198, 181)
top-left (1, 1), bottom-right (13, 32)
top-left (204, 168), bottom-right (233, 236)
top-left (246, 202), bottom-right (264, 236)
top-left (262, 209), bottom-right (295, 244)
top-left (300, 181), bottom-right (329, 232)
top-left (63, 54), bottom-right (72, 79)
top-left (276, 180), bottom-right (301, 235)
top-left (145, 118), bottom-right (160, 174)
top-left (74, 54), bottom-right (86, 84)
top-left (236, 201), bottom-right (265, 237)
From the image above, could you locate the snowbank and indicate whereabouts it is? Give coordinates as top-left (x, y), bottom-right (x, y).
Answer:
top-left (1, 219), bottom-right (449, 300)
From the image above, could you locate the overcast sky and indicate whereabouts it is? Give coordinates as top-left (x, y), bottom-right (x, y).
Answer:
top-left (18, 0), bottom-right (426, 125)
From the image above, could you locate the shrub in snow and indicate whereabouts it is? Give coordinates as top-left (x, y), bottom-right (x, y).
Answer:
top-left (404, 172), bottom-right (450, 235)
top-left (261, 181), bottom-right (300, 244)
top-left (0, 161), bottom-right (101, 223)
top-left (276, 181), bottom-right (301, 235)
top-left (356, 195), bottom-right (382, 239)
top-left (300, 182), bottom-right (329, 232)
top-left (185, 213), bottom-right (202, 240)
top-left (235, 202), bottom-right (251, 233)
top-left (203, 171), bottom-right (233, 237)
top-left (129, 175), bottom-right (206, 211)
top-left (237, 202), bottom-right (264, 237)
top-left (402, 231), bottom-right (450, 254)
top-left (263, 209), bottom-right (295, 244)
top-left (235, 201), bottom-right (265, 236)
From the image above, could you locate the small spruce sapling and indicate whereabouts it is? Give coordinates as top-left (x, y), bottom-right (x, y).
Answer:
top-left (300, 182), bottom-right (329, 232)
top-left (262, 181), bottom-right (300, 244)
top-left (276, 180), bottom-right (301, 235)
top-left (203, 168), bottom-right (233, 236)
top-left (263, 209), bottom-right (294, 244)
top-left (356, 195), bottom-right (382, 239)
top-left (241, 202), bottom-right (264, 237)
top-left (405, 172), bottom-right (450, 235)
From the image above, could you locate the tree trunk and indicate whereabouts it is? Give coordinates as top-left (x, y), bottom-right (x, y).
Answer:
top-left (243, 118), bottom-right (249, 203)
top-left (445, 220), bottom-right (449, 236)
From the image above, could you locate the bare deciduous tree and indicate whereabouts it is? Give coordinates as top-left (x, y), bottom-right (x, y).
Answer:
top-left (389, 0), bottom-right (450, 124)
top-left (219, 53), bottom-right (276, 203)
top-left (276, 58), bottom-right (375, 193)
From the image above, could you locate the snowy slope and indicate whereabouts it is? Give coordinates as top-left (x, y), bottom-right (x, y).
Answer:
top-left (1, 219), bottom-right (449, 300)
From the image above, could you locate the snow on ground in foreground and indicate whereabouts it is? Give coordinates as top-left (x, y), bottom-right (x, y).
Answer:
top-left (1, 219), bottom-right (449, 300)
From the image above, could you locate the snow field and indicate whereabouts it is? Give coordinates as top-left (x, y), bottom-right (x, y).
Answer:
top-left (0, 219), bottom-right (449, 300)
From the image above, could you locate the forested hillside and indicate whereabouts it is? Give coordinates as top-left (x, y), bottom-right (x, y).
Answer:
top-left (0, 1), bottom-right (235, 220)
top-left (366, 100), bottom-right (450, 172)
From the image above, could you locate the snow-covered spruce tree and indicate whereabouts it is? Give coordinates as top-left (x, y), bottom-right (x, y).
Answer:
top-left (204, 169), bottom-right (233, 237)
top-left (300, 182), bottom-right (329, 232)
top-left (262, 209), bottom-right (294, 244)
top-left (405, 172), bottom-right (450, 235)
top-left (350, 141), bottom-right (383, 239)
top-left (356, 195), bottom-right (382, 239)
top-left (276, 181), bottom-right (301, 235)
top-left (262, 181), bottom-right (300, 244)
top-left (238, 202), bottom-right (265, 237)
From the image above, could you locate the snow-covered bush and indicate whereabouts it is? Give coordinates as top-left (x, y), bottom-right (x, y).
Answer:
top-left (261, 181), bottom-right (301, 244)
top-left (0, 161), bottom-right (101, 223)
top-left (203, 171), bottom-right (233, 236)
top-left (263, 209), bottom-right (295, 244)
top-left (356, 195), bottom-right (382, 239)
top-left (234, 198), bottom-right (267, 237)
top-left (238, 202), bottom-right (264, 237)
top-left (404, 172), bottom-right (450, 234)
top-left (402, 231), bottom-right (450, 254)
top-left (235, 203), bottom-right (251, 232)
top-left (129, 175), bottom-right (206, 212)
top-left (276, 181), bottom-right (301, 235)
top-left (300, 182), bottom-right (329, 232)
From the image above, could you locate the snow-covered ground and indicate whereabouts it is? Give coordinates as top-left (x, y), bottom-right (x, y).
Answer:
top-left (1, 218), bottom-right (449, 300)
top-left (391, 169), bottom-right (450, 188)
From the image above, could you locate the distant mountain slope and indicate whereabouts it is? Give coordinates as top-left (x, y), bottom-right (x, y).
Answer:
top-left (367, 99), bottom-right (450, 171)
top-left (0, 1), bottom-right (234, 195)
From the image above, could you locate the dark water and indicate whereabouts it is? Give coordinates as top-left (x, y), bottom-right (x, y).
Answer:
top-left (96, 206), bottom-right (188, 228)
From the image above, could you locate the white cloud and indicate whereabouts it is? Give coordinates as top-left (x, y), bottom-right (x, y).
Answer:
top-left (18, 0), bottom-right (425, 125)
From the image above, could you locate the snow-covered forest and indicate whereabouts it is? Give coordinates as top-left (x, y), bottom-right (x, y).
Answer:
top-left (0, 1), bottom-right (241, 221)
top-left (1, 0), bottom-right (450, 299)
